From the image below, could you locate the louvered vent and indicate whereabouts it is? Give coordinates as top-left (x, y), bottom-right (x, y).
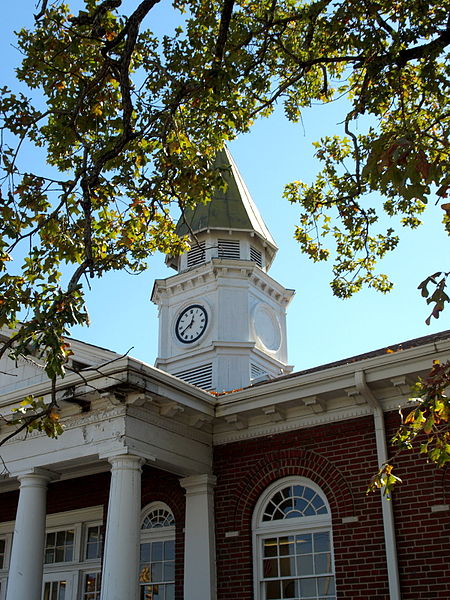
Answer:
top-left (218, 239), bottom-right (240, 260)
top-left (174, 363), bottom-right (213, 390)
top-left (251, 363), bottom-right (267, 379)
top-left (187, 242), bottom-right (206, 268)
top-left (250, 246), bottom-right (263, 267)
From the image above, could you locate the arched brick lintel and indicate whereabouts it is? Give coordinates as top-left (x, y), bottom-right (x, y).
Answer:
top-left (232, 448), bottom-right (355, 531)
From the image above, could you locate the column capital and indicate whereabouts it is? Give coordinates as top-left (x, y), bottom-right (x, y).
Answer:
top-left (14, 467), bottom-right (59, 485)
top-left (180, 473), bottom-right (217, 495)
top-left (107, 454), bottom-right (146, 470)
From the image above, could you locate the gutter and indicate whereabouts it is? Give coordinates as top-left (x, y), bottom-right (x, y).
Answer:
top-left (355, 370), bottom-right (401, 600)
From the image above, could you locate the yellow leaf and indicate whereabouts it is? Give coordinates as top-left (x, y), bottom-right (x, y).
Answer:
top-left (49, 409), bottom-right (60, 422)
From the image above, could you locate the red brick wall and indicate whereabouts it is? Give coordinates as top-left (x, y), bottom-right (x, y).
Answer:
top-left (213, 413), bottom-right (450, 600)
top-left (384, 412), bottom-right (450, 599)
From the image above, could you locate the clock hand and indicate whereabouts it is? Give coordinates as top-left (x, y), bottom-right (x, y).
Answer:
top-left (180, 316), bottom-right (195, 335)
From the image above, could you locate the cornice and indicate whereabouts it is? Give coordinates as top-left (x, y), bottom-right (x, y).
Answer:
top-left (216, 336), bottom-right (450, 409)
top-left (151, 259), bottom-right (294, 307)
top-left (213, 403), bottom-right (373, 445)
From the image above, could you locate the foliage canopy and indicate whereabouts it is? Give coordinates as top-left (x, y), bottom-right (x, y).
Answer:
top-left (1, 0), bottom-right (450, 479)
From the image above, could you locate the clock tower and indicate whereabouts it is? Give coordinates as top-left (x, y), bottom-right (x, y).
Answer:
top-left (151, 148), bottom-right (294, 392)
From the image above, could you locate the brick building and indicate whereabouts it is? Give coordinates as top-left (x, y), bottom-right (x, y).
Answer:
top-left (1, 149), bottom-right (449, 600)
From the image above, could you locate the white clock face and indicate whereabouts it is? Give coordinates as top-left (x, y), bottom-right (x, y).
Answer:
top-left (253, 303), bottom-right (281, 352)
top-left (175, 304), bottom-right (208, 344)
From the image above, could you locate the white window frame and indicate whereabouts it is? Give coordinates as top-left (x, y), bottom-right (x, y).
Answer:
top-left (42, 570), bottom-right (77, 600)
top-left (139, 502), bottom-right (176, 600)
top-left (44, 508), bottom-right (104, 600)
top-left (43, 524), bottom-right (80, 567)
top-left (252, 477), bottom-right (336, 600)
top-left (79, 569), bottom-right (102, 600)
top-left (82, 522), bottom-right (104, 563)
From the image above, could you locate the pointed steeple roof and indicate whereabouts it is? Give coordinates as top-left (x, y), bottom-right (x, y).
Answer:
top-left (176, 147), bottom-right (277, 252)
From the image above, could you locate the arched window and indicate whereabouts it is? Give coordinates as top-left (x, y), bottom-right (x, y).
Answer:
top-left (139, 503), bottom-right (175, 600)
top-left (253, 477), bottom-right (336, 600)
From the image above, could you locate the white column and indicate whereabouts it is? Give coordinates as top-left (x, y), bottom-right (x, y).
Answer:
top-left (180, 474), bottom-right (217, 600)
top-left (100, 454), bottom-right (144, 600)
top-left (6, 469), bottom-right (54, 600)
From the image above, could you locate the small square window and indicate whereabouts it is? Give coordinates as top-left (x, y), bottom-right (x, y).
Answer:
top-left (82, 572), bottom-right (101, 600)
top-left (44, 529), bottom-right (75, 564)
top-left (85, 526), bottom-right (103, 560)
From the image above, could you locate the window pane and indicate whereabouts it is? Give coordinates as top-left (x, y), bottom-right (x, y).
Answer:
top-left (296, 534), bottom-right (312, 554)
top-left (313, 533), bottom-right (330, 553)
top-left (281, 579), bottom-right (296, 598)
top-left (265, 580), bottom-right (281, 599)
top-left (311, 497), bottom-right (326, 513)
top-left (140, 543), bottom-right (151, 563)
top-left (164, 562), bottom-right (175, 581)
top-left (151, 585), bottom-right (162, 600)
top-left (318, 576), bottom-right (336, 596)
top-left (152, 542), bottom-right (163, 562)
top-left (303, 487), bottom-right (314, 500)
top-left (264, 538), bottom-right (278, 558)
top-left (140, 585), bottom-right (153, 600)
top-left (152, 562), bottom-right (163, 582)
top-left (280, 557), bottom-right (295, 577)
top-left (297, 554), bottom-right (314, 576)
top-left (139, 566), bottom-right (151, 584)
top-left (314, 553), bottom-right (331, 574)
top-left (280, 499), bottom-right (293, 516)
top-left (164, 540), bottom-right (175, 561)
top-left (55, 547), bottom-right (65, 563)
top-left (279, 537), bottom-right (295, 556)
top-left (58, 580), bottom-right (66, 600)
top-left (292, 497), bottom-right (309, 514)
top-left (300, 578), bottom-right (316, 597)
top-left (263, 558), bottom-right (279, 578)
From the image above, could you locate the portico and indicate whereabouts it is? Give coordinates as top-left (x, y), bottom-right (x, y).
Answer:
top-left (0, 356), bottom-right (217, 600)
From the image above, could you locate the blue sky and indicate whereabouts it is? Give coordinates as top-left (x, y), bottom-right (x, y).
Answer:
top-left (1, 2), bottom-right (449, 373)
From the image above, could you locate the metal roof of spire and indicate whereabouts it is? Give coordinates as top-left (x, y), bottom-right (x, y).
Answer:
top-left (176, 147), bottom-right (277, 251)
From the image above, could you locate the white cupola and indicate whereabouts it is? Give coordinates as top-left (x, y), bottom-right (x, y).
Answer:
top-left (151, 147), bottom-right (294, 392)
